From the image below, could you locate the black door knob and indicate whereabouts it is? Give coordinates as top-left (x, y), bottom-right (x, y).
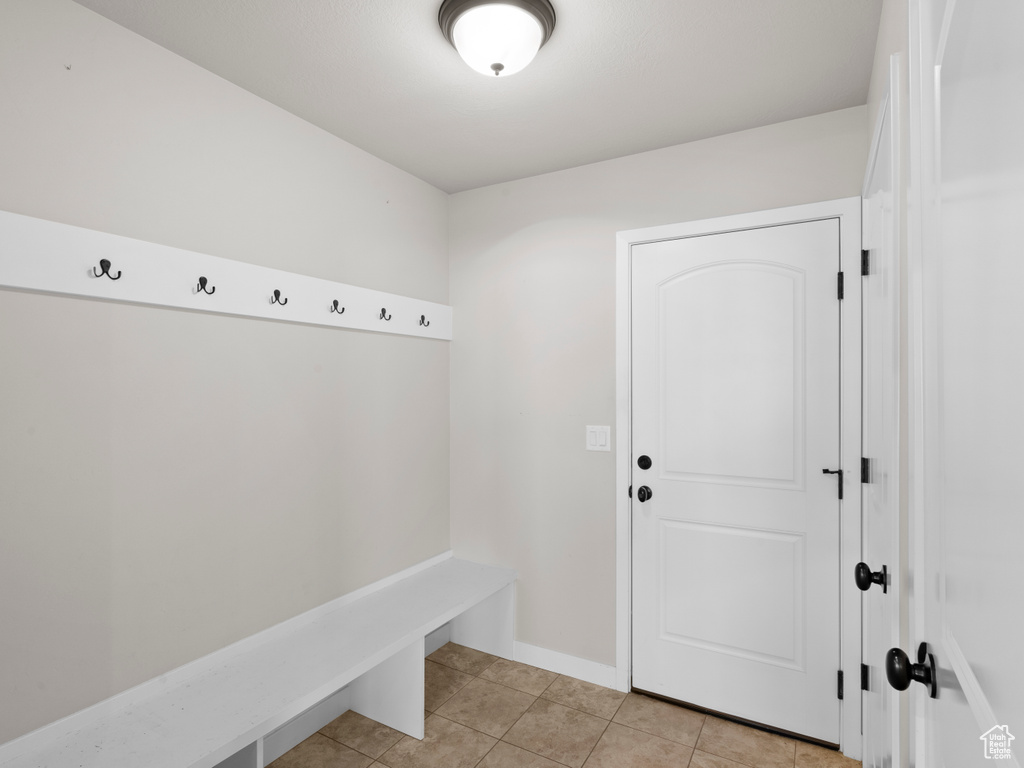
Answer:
top-left (885, 643), bottom-right (937, 698)
top-left (637, 455), bottom-right (652, 470)
top-left (637, 486), bottom-right (653, 502)
top-left (855, 562), bottom-right (888, 593)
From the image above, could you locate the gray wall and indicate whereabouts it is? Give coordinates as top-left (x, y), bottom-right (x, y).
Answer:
top-left (0, 0), bottom-right (450, 742)
top-left (449, 106), bottom-right (869, 666)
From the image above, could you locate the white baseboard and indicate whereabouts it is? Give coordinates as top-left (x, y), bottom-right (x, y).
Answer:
top-left (514, 642), bottom-right (620, 691)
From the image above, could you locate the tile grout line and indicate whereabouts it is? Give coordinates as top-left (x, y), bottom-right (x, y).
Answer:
top-left (577, 716), bottom-right (613, 768)
top-left (432, 690), bottom-right (580, 767)
top-left (440, 657), bottom-right (617, 768)
top-left (440, 660), bottom-right (560, 701)
top-left (315, 728), bottom-right (377, 761)
top-left (292, 644), bottom-right (846, 768)
top-left (478, 671), bottom-right (553, 700)
top-left (468, 729), bottom-right (496, 768)
top-left (356, 667), bottom-right (828, 768)
top-left (573, 691), bottom-right (629, 766)
top-left (410, 647), bottom-right (814, 768)
top-left (339, 651), bottom-right (744, 768)
top-left (693, 714), bottom-right (802, 768)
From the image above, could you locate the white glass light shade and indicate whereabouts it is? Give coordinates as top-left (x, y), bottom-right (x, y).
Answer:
top-left (451, 4), bottom-right (544, 77)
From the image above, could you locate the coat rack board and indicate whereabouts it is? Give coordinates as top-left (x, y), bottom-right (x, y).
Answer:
top-left (0, 209), bottom-right (452, 341)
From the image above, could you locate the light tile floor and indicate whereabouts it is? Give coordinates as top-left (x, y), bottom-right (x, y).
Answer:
top-left (270, 643), bottom-right (861, 768)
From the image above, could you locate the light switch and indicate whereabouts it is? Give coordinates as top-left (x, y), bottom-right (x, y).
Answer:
top-left (586, 425), bottom-right (611, 452)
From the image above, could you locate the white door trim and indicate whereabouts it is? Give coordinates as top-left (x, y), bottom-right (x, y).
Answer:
top-left (860, 54), bottom-right (904, 768)
top-left (615, 198), bottom-right (863, 758)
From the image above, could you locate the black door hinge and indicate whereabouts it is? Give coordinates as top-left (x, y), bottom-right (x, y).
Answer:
top-left (861, 249), bottom-right (871, 276)
top-left (837, 670), bottom-right (844, 700)
top-left (861, 663), bottom-right (870, 691)
top-left (862, 457), bottom-right (872, 484)
top-left (628, 485), bottom-right (632, 499)
top-left (837, 271), bottom-right (845, 300)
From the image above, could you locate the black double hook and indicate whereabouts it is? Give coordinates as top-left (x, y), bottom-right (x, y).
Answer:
top-left (196, 276), bottom-right (215, 295)
top-left (92, 259), bottom-right (121, 280)
top-left (419, 315), bottom-right (430, 327)
top-left (380, 307), bottom-right (391, 321)
top-left (330, 300), bottom-right (345, 315)
top-left (271, 289), bottom-right (288, 306)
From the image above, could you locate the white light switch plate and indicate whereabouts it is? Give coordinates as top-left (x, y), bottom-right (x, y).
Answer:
top-left (586, 425), bottom-right (611, 452)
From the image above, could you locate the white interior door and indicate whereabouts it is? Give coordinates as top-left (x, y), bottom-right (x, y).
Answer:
top-left (860, 57), bottom-right (902, 768)
top-left (631, 218), bottom-right (842, 743)
top-left (908, 0), bottom-right (1024, 764)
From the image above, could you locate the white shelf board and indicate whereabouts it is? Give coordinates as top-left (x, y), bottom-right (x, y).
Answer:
top-left (0, 209), bottom-right (451, 340)
top-left (0, 559), bottom-right (515, 768)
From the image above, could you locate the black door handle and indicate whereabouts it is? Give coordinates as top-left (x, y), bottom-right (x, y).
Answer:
top-left (822, 468), bottom-right (843, 499)
top-left (886, 643), bottom-right (937, 698)
top-left (637, 486), bottom-right (653, 502)
top-left (855, 562), bottom-right (888, 593)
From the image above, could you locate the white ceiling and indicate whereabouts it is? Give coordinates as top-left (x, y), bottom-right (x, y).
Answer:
top-left (72, 0), bottom-right (883, 193)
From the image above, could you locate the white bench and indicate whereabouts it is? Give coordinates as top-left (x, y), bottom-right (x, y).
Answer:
top-left (0, 556), bottom-right (516, 768)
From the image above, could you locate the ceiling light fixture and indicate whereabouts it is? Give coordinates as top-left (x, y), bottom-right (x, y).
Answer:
top-left (439, 0), bottom-right (556, 78)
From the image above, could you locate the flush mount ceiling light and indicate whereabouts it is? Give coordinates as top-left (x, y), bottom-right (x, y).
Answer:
top-left (439, 0), bottom-right (556, 78)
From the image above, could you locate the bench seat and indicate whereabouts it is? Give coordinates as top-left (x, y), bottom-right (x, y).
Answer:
top-left (0, 557), bottom-right (516, 768)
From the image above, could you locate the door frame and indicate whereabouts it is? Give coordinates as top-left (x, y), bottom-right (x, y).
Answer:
top-left (860, 54), bottom-right (904, 768)
top-left (614, 197), bottom-right (863, 758)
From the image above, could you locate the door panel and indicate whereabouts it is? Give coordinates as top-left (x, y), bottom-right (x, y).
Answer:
top-left (631, 219), bottom-right (841, 742)
top-left (909, 0), bottom-right (1024, 764)
top-left (660, 263), bottom-right (803, 487)
top-left (660, 521), bottom-right (804, 667)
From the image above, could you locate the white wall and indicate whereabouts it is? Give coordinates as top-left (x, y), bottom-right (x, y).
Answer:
top-left (0, 0), bottom-right (450, 743)
top-left (449, 107), bottom-right (869, 667)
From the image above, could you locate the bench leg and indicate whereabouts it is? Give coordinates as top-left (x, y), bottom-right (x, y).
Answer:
top-left (451, 583), bottom-right (515, 660)
top-left (350, 637), bottom-right (426, 740)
